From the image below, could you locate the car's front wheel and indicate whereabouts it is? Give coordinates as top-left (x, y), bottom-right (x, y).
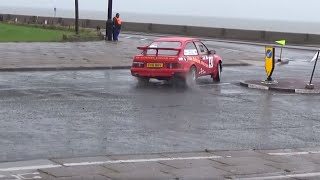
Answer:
top-left (214, 63), bottom-right (222, 82)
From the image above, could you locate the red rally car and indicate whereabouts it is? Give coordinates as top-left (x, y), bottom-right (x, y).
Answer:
top-left (130, 37), bottom-right (223, 85)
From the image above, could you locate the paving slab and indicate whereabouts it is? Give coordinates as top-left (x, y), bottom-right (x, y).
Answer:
top-left (158, 159), bottom-right (221, 169)
top-left (266, 161), bottom-right (320, 173)
top-left (212, 157), bottom-right (275, 166)
top-left (219, 164), bottom-right (284, 176)
top-left (229, 172), bottom-right (296, 180)
top-left (295, 176), bottom-right (320, 180)
top-left (304, 154), bottom-right (320, 165)
top-left (100, 170), bottom-right (176, 180)
top-left (56, 175), bottom-right (112, 180)
top-left (39, 165), bottom-right (116, 178)
top-left (102, 162), bottom-right (173, 174)
top-left (166, 166), bottom-right (230, 180)
top-left (39, 173), bottom-right (111, 180)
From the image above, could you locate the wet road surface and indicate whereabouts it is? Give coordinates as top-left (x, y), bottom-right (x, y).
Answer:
top-left (0, 62), bottom-right (320, 162)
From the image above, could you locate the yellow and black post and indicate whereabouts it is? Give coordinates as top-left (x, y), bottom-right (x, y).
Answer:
top-left (265, 46), bottom-right (275, 81)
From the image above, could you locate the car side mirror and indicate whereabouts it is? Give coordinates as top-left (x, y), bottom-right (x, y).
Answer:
top-left (209, 50), bottom-right (216, 55)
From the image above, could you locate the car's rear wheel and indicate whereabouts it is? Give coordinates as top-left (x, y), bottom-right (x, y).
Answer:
top-left (137, 77), bottom-right (149, 85)
top-left (185, 66), bottom-right (197, 87)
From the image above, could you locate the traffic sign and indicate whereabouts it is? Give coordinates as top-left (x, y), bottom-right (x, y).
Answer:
top-left (265, 46), bottom-right (275, 81)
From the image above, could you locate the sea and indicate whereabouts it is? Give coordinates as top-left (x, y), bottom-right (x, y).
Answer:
top-left (1, 6), bottom-right (320, 35)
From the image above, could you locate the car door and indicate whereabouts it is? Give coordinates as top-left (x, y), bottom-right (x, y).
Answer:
top-left (183, 41), bottom-right (201, 73)
top-left (194, 41), bottom-right (214, 76)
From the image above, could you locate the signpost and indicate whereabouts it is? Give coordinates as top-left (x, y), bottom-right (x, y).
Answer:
top-left (275, 40), bottom-right (286, 62)
top-left (264, 46), bottom-right (276, 83)
top-left (306, 50), bottom-right (320, 89)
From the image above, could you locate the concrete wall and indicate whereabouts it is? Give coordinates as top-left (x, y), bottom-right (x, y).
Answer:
top-left (1, 13), bottom-right (320, 45)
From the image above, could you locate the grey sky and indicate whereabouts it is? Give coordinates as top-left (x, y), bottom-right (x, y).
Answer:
top-left (2, 0), bottom-right (319, 21)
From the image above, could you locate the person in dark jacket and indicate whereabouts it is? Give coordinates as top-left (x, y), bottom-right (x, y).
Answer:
top-left (112, 13), bottom-right (122, 41)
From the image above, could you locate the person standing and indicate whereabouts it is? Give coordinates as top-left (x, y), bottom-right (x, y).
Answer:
top-left (113, 13), bottom-right (122, 41)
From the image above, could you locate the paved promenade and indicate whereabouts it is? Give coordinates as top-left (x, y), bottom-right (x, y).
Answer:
top-left (1, 148), bottom-right (320, 179)
top-left (0, 33), bottom-right (267, 71)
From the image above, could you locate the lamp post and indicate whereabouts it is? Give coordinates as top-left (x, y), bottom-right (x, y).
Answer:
top-left (106, 0), bottom-right (113, 41)
top-left (53, 0), bottom-right (57, 17)
top-left (75, 0), bottom-right (79, 34)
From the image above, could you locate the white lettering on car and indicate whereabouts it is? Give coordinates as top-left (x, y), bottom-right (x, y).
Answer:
top-left (209, 56), bottom-right (214, 68)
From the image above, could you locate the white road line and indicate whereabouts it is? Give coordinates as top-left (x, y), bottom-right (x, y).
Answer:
top-left (0, 87), bottom-right (105, 91)
top-left (140, 38), bottom-right (148, 41)
top-left (11, 175), bottom-right (22, 180)
top-left (0, 156), bottom-right (222, 172)
top-left (63, 156), bottom-right (222, 167)
top-left (124, 36), bottom-right (131, 39)
top-left (238, 172), bottom-right (320, 180)
top-left (0, 165), bottom-right (62, 172)
top-left (268, 151), bottom-right (320, 156)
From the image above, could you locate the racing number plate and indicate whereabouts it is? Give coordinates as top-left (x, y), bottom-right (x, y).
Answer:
top-left (147, 63), bottom-right (163, 68)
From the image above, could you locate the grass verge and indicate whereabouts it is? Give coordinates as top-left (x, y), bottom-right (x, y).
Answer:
top-left (0, 22), bottom-right (101, 42)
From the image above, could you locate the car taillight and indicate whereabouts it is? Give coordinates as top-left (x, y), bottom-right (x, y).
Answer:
top-left (132, 62), bottom-right (144, 68)
top-left (166, 63), bottom-right (180, 69)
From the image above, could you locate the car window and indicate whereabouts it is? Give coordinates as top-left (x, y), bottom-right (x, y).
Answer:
top-left (145, 41), bottom-right (181, 56)
top-left (184, 42), bottom-right (198, 56)
top-left (195, 42), bottom-right (209, 55)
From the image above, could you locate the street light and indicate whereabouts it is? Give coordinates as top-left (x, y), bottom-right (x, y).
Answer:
top-left (106, 0), bottom-right (113, 41)
top-left (75, 0), bottom-right (79, 34)
top-left (53, 0), bottom-right (57, 17)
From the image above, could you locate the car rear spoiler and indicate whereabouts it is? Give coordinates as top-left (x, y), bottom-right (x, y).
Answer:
top-left (137, 46), bottom-right (182, 56)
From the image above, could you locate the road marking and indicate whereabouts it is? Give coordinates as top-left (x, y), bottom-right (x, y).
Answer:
top-left (238, 172), bottom-right (320, 180)
top-left (124, 36), bottom-right (131, 39)
top-left (0, 156), bottom-right (222, 172)
top-left (63, 155), bottom-right (222, 167)
top-left (0, 172), bottom-right (42, 180)
top-left (0, 87), bottom-right (106, 91)
top-left (198, 83), bottom-right (231, 87)
top-left (248, 84), bottom-right (269, 90)
top-left (140, 38), bottom-right (148, 41)
top-left (268, 151), bottom-right (320, 156)
top-left (15, 172), bottom-right (42, 180)
top-left (0, 165), bottom-right (62, 172)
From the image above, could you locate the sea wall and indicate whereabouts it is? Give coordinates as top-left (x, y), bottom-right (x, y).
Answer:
top-left (0, 14), bottom-right (319, 45)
